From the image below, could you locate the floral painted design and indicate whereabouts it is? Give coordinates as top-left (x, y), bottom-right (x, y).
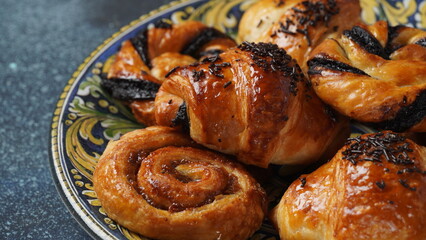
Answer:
top-left (51, 0), bottom-right (423, 240)
top-left (361, 0), bottom-right (425, 29)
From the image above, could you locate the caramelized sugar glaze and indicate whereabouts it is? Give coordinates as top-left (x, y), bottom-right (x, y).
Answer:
top-left (238, 0), bottom-right (361, 72)
top-left (93, 126), bottom-right (266, 240)
top-left (101, 20), bottom-right (236, 125)
top-left (93, 1), bottom-right (426, 239)
top-left (155, 42), bottom-right (348, 167)
top-left (308, 21), bottom-right (426, 132)
top-left (271, 131), bottom-right (426, 240)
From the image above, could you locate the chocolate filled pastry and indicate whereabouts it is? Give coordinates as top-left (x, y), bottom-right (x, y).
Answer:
top-left (307, 21), bottom-right (426, 132)
top-left (101, 20), bottom-right (236, 125)
top-left (238, 0), bottom-right (361, 71)
top-left (154, 42), bottom-right (348, 167)
top-left (93, 126), bottom-right (266, 240)
top-left (271, 131), bottom-right (426, 240)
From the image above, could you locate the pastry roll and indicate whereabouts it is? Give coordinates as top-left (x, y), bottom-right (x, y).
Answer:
top-left (155, 42), bottom-right (348, 167)
top-left (271, 131), bottom-right (426, 240)
top-left (93, 126), bottom-right (266, 240)
top-left (238, 0), bottom-right (361, 71)
top-left (307, 21), bottom-right (426, 132)
top-left (101, 20), bottom-right (236, 125)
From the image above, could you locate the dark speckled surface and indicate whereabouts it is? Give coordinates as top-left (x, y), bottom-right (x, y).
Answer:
top-left (0, 0), bottom-right (173, 239)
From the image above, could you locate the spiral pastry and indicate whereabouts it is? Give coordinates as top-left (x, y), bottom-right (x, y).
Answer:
top-left (307, 21), bottom-right (426, 132)
top-left (93, 126), bottom-right (266, 240)
top-left (101, 20), bottom-right (236, 125)
top-left (154, 42), bottom-right (348, 168)
top-left (271, 131), bottom-right (426, 240)
top-left (238, 0), bottom-right (361, 71)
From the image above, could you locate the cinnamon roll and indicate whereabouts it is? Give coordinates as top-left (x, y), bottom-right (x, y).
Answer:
top-left (155, 42), bottom-right (348, 167)
top-left (93, 126), bottom-right (266, 240)
top-left (271, 131), bottom-right (426, 240)
top-left (101, 20), bottom-right (236, 125)
top-left (307, 21), bottom-right (426, 132)
top-left (238, 0), bottom-right (361, 71)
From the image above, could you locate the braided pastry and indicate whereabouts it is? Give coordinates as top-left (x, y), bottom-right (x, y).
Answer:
top-left (154, 42), bottom-right (348, 167)
top-left (307, 21), bottom-right (426, 132)
top-left (102, 20), bottom-right (236, 125)
top-left (93, 126), bottom-right (266, 240)
top-left (238, 0), bottom-right (361, 71)
top-left (271, 131), bottom-right (426, 240)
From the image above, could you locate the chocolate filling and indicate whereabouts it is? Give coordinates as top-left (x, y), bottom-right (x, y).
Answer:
top-left (130, 30), bottom-right (151, 68)
top-left (385, 25), bottom-right (405, 55)
top-left (343, 26), bottom-right (388, 59)
top-left (199, 49), bottom-right (224, 58)
top-left (171, 102), bottom-right (190, 132)
top-left (307, 57), bottom-right (368, 76)
top-left (181, 28), bottom-right (234, 59)
top-left (372, 90), bottom-right (426, 132)
top-left (415, 38), bottom-right (426, 48)
top-left (101, 76), bottom-right (160, 100)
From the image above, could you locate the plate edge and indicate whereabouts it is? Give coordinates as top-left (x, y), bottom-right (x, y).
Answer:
top-left (48, 0), bottom-right (196, 239)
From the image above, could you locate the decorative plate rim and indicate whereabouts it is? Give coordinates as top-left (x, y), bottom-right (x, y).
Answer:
top-left (49, 1), bottom-right (195, 239)
top-left (49, 0), bottom-right (425, 239)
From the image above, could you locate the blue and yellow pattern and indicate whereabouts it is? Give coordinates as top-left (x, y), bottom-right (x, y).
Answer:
top-left (361, 0), bottom-right (425, 28)
top-left (50, 1), bottom-right (424, 239)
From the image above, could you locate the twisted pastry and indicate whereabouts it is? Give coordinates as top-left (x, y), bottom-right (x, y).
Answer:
top-left (155, 42), bottom-right (348, 167)
top-left (307, 21), bottom-right (426, 132)
top-left (102, 20), bottom-right (236, 125)
top-left (271, 131), bottom-right (426, 240)
top-left (93, 126), bottom-right (266, 240)
top-left (238, 0), bottom-right (361, 71)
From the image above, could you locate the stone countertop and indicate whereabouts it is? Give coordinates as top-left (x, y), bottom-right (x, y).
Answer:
top-left (0, 0), bottom-right (173, 239)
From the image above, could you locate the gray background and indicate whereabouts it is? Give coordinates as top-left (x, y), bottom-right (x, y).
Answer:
top-left (0, 0), bottom-right (173, 239)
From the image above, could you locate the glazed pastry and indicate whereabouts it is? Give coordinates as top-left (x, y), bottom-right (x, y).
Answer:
top-left (101, 20), bottom-right (236, 125)
top-left (238, 0), bottom-right (361, 71)
top-left (93, 126), bottom-right (266, 240)
top-left (155, 42), bottom-right (348, 167)
top-left (271, 131), bottom-right (426, 240)
top-left (307, 21), bottom-right (426, 132)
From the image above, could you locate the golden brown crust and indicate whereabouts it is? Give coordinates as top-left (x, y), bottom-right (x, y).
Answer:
top-left (103, 21), bottom-right (236, 126)
top-left (271, 131), bottom-right (426, 240)
top-left (307, 21), bottom-right (426, 132)
top-left (129, 100), bottom-right (157, 126)
top-left (151, 52), bottom-right (196, 81)
top-left (155, 42), bottom-right (348, 167)
top-left (93, 126), bottom-right (266, 240)
top-left (238, 0), bottom-right (361, 71)
top-left (107, 40), bottom-right (152, 80)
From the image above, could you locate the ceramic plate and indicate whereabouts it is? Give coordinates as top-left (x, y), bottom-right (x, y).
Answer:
top-left (50, 0), bottom-right (425, 239)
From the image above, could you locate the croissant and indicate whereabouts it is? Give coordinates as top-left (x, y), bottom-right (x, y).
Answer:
top-left (271, 131), bottom-right (426, 240)
top-left (307, 21), bottom-right (426, 132)
top-left (93, 126), bottom-right (266, 240)
top-left (238, 0), bottom-right (361, 71)
top-left (154, 41), bottom-right (348, 167)
top-left (102, 20), bottom-right (236, 125)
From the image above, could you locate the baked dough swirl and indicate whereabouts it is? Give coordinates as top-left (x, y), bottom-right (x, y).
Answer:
top-left (307, 21), bottom-right (426, 132)
top-left (93, 126), bottom-right (266, 240)
top-left (102, 20), bottom-right (236, 125)
top-left (271, 131), bottom-right (426, 240)
top-left (154, 42), bottom-right (348, 167)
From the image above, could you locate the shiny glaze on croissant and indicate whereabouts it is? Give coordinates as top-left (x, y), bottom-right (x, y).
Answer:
top-left (238, 0), bottom-right (361, 71)
top-left (271, 131), bottom-right (426, 240)
top-left (308, 21), bottom-right (426, 132)
top-left (155, 42), bottom-right (348, 167)
top-left (93, 126), bottom-right (266, 240)
top-left (103, 20), bottom-right (236, 125)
